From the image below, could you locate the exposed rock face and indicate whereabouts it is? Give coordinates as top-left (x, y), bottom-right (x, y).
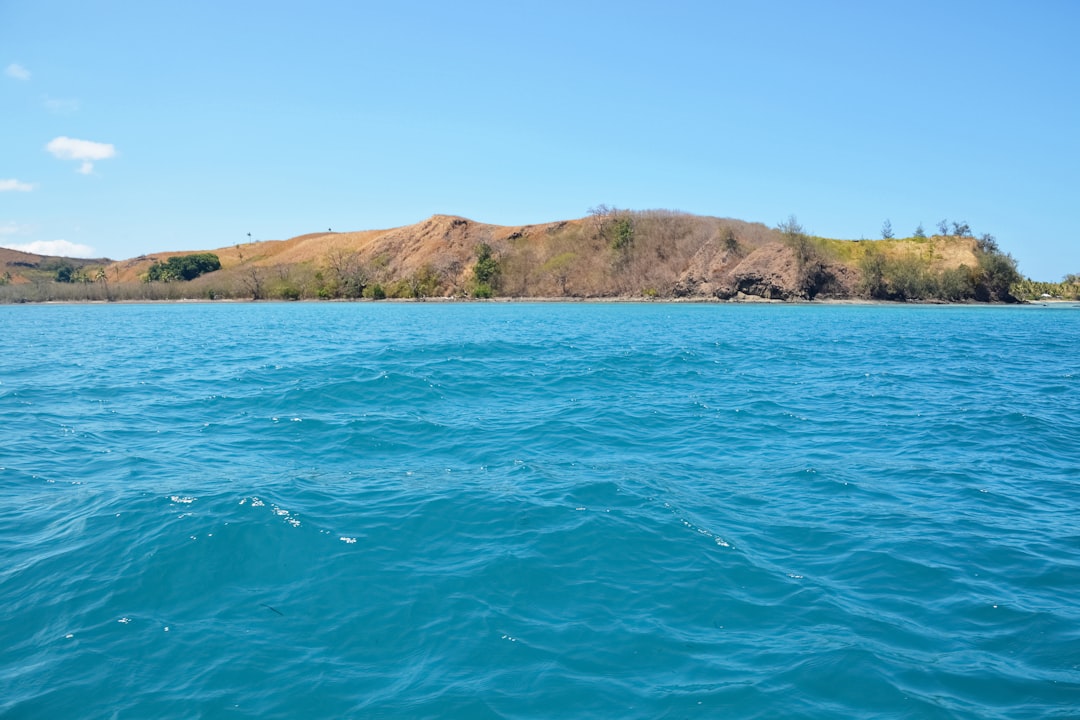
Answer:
top-left (711, 244), bottom-right (861, 301)
top-left (717, 244), bottom-right (802, 300)
top-left (672, 241), bottom-right (743, 297)
top-left (815, 262), bottom-right (859, 298)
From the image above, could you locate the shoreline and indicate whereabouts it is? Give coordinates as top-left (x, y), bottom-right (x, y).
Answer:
top-left (4, 296), bottom-right (1076, 308)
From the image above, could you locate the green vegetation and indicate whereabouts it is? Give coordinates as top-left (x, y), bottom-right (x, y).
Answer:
top-left (471, 243), bottom-right (499, 298)
top-left (1012, 275), bottom-right (1080, 301)
top-left (541, 252), bottom-right (577, 295)
top-left (777, 216), bottom-right (839, 299)
top-left (972, 234), bottom-right (1020, 302)
top-left (610, 216), bottom-right (635, 251)
top-left (145, 253), bottom-right (221, 282)
top-left (859, 249), bottom-right (948, 300)
top-left (383, 265), bottom-right (441, 299)
top-left (852, 227), bottom-right (1020, 302)
top-left (54, 262), bottom-right (75, 283)
top-left (321, 248), bottom-right (370, 298)
top-left (588, 204), bottom-right (636, 252)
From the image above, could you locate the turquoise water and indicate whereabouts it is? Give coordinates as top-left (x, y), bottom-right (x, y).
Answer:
top-left (1, 302), bottom-right (1078, 718)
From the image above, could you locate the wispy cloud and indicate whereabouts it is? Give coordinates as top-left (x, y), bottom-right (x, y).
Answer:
top-left (0, 222), bottom-right (28, 236)
top-left (1, 239), bottom-right (97, 258)
top-left (45, 136), bottom-right (116, 174)
top-left (0, 179), bottom-right (35, 192)
top-left (43, 96), bottom-right (80, 114)
top-left (5, 63), bottom-right (30, 81)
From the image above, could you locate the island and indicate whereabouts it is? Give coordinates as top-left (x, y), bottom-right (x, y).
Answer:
top-left (1, 210), bottom-right (1076, 303)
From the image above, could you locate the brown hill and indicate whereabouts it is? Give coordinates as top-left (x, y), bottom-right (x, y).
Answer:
top-left (4, 211), bottom-right (1011, 302)
top-left (0, 247), bottom-right (45, 273)
top-left (0, 247), bottom-right (111, 285)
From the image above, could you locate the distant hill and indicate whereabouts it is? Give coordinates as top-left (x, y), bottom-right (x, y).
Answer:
top-left (0, 211), bottom-right (1028, 303)
top-left (0, 246), bottom-right (110, 270)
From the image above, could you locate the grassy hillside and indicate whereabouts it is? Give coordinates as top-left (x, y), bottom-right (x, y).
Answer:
top-left (0, 211), bottom-right (1039, 303)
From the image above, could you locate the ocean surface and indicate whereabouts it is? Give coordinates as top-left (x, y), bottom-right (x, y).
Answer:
top-left (1, 302), bottom-right (1078, 719)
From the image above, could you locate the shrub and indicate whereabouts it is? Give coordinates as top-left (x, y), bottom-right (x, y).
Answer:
top-left (471, 243), bottom-right (500, 297)
top-left (975, 249), bottom-right (1020, 302)
top-left (541, 252), bottom-right (577, 295)
top-left (722, 227), bottom-right (740, 255)
top-left (887, 256), bottom-right (929, 300)
top-left (608, 216), bottom-right (635, 251)
top-left (408, 265), bottom-right (441, 298)
top-left (859, 248), bottom-right (940, 300)
top-left (146, 253), bottom-right (221, 282)
top-left (778, 216), bottom-right (831, 297)
top-left (859, 248), bottom-right (888, 298)
top-left (938, 266), bottom-right (977, 301)
top-left (322, 248), bottom-right (369, 298)
top-left (386, 279), bottom-right (413, 298)
top-left (473, 243), bottom-right (499, 284)
top-left (55, 263), bottom-right (74, 283)
top-left (278, 284), bottom-right (301, 301)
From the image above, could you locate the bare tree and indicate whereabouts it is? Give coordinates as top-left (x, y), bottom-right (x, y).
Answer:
top-left (542, 252), bottom-right (577, 295)
top-left (588, 204), bottom-right (614, 236)
top-left (323, 247), bottom-right (370, 298)
top-left (722, 227), bottom-right (740, 255)
top-left (241, 266), bottom-right (264, 300)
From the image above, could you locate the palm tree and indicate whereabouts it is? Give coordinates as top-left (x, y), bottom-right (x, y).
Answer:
top-left (95, 267), bottom-right (110, 300)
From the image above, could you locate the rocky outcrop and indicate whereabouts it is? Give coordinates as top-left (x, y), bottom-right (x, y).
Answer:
top-left (716, 244), bottom-right (801, 300)
top-left (712, 244), bottom-right (860, 301)
top-left (672, 241), bottom-right (745, 297)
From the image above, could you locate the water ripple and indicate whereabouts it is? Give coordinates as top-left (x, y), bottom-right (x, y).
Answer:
top-left (1, 303), bottom-right (1078, 718)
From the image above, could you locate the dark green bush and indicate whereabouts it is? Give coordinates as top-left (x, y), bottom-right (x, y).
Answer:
top-left (146, 253), bottom-right (221, 282)
top-left (610, 216), bottom-right (635, 251)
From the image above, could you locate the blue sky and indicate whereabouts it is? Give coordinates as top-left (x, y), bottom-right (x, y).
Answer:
top-left (2, 0), bottom-right (1077, 280)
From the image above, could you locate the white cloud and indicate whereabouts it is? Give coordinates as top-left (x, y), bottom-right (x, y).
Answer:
top-left (46, 136), bottom-right (115, 160)
top-left (1, 239), bottom-right (97, 258)
top-left (0, 222), bottom-right (27, 236)
top-left (46, 136), bottom-right (116, 174)
top-left (5, 63), bottom-right (30, 81)
top-left (0, 179), bottom-right (35, 192)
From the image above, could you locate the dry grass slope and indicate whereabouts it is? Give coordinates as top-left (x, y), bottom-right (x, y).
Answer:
top-left (2, 211), bottom-right (1002, 303)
